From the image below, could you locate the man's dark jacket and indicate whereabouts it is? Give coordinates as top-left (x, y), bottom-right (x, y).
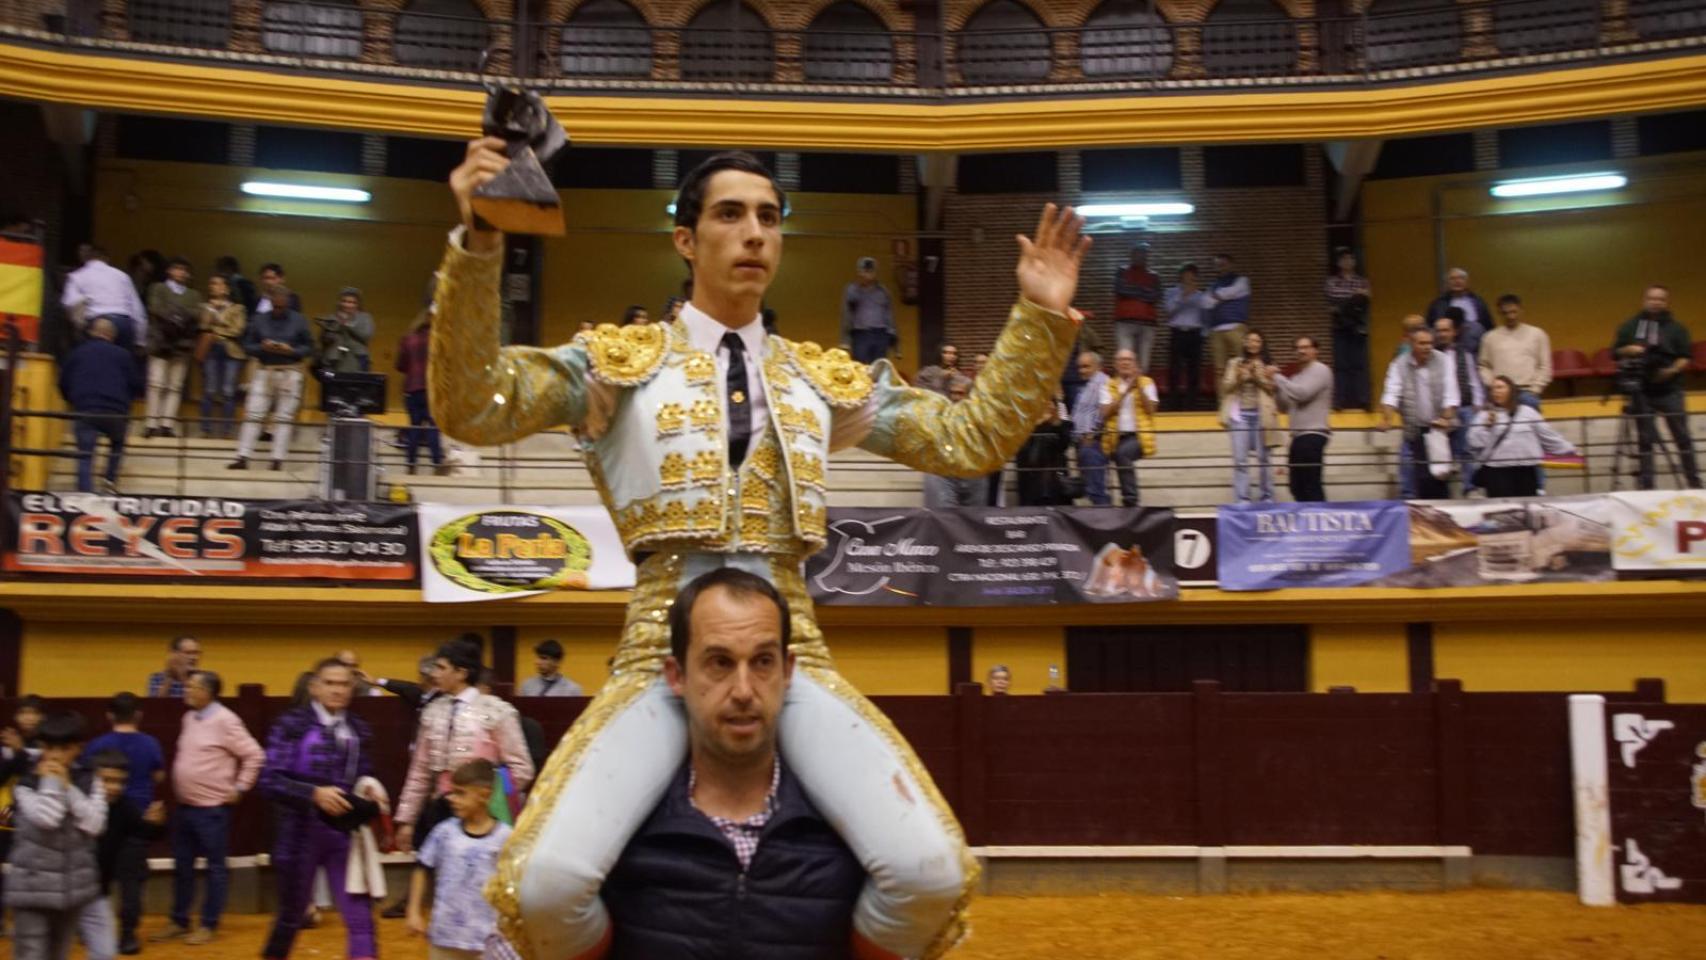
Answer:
top-left (59, 338), bottom-right (142, 413)
top-left (603, 760), bottom-right (863, 960)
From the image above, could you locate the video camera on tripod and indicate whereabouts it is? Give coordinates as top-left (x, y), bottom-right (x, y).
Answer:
top-left (1613, 348), bottom-right (1671, 396)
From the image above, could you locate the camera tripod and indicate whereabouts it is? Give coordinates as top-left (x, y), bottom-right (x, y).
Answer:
top-left (1609, 389), bottom-right (1679, 491)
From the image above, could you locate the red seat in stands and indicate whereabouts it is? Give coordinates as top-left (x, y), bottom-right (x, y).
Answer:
top-left (1693, 341), bottom-right (1706, 372)
top-left (1551, 349), bottom-right (1593, 395)
top-left (1591, 347), bottom-right (1617, 377)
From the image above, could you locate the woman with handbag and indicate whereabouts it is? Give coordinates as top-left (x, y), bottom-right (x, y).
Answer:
top-left (198, 275), bottom-right (248, 439)
top-left (1468, 375), bottom-right (1578, 499)
top-left (1221, 329), bottom-right (1281, 503)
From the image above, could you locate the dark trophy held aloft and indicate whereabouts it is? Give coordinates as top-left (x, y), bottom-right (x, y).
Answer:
top-left (471, 83), bottom-right (567, 236)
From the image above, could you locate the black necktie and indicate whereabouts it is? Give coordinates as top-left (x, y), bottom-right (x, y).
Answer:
top-left (723, 332), bottom-right (751, 466)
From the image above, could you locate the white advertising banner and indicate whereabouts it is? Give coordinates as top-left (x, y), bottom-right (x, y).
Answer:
top-left (418, 503), bottom-right (636, 602)
top-left (1608, 490), bottom-right (1706, 573)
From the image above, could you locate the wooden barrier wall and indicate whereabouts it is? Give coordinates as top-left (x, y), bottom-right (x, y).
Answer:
top-left (0, 678), bottom-right (1667, 858)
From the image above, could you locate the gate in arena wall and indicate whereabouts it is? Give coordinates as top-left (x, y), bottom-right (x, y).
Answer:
top-left (1065, 624), bottom-right (1309, 693)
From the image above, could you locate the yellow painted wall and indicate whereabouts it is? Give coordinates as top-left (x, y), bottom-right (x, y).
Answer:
top-left (1308, 621), bottom-right (1410, 693)
top-left (826, 625), bottom-right (947, 695)
top-left (972, 625), bottom-right (1066, 695)
top-left (1434, 619), bottom-right (1706, 702)
top-left (19, 621), bottom-right (487, 698)
top-left (1362, 151), bottom-right (1706, 369)
top-left (91, 160), bottom-right (922, 413)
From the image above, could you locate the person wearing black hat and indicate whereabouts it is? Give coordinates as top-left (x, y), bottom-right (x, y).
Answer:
top-left (258, 657), bottom-right (382, 960)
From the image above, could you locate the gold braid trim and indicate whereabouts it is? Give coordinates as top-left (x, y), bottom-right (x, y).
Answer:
top-left (580, 322), bottom-right (668, 387)
top-left (783, 338), bottom-right (875, 409)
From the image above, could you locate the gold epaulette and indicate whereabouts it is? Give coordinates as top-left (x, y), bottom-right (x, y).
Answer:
top-left (781, 338), bottom-right (874, 409)
top-left (579, 322), bottom-right (668, 387)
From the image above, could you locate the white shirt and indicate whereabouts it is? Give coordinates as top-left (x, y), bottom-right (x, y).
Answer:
top-left (1380, 353), bottom-right (1461, 414)
top-left (679, 302), bottom-right (769, 457)
top-left (1449, 294), bottom-right (1480, 328)
top-left (61, 260), bottom-right (146, 331)
top-left (1112, 378), bottom-right (1159, 433)
top-left (1437, 346), bottom-right (1484, 407)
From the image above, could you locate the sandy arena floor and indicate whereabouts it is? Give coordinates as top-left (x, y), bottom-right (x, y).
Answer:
top-left (3, 891), bottom-right (1699, 960)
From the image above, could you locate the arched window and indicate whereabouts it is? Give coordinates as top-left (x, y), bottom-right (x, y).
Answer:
top-left (958, 0), bottom-right (1050, 84)
top-left (1364, 0), bottom-right (1463, 70)
top-left (1630, 0), bottom-right (1706, 41)
top-left (1080, 0), bottom-right (1172, 80)
top-left (804, 2), bottom-right (894, 83)
top-left (128, 0), bottom-right (230, 48)
top-left (1491, 0), bottom-right (1599, 56)
top-left (395, 0), bottom-right (489, 71)
top-left (561, 0), bottom-right (651, 78)
top-left (262, 0), bottom-right (363, 58)
top-left (681, 2), bottom-right (774, 82)
top-left (1200, 0), bottom-right (1296, 78)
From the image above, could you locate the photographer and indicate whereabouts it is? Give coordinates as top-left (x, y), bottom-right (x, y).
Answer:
top-left (1613, 285), bottom-right (1699, 490)
top-left (317, 287), bottom-right (374, 375)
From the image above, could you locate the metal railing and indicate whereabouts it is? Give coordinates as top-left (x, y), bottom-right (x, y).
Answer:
top-left (6, 0), bottom-right (1705, 96)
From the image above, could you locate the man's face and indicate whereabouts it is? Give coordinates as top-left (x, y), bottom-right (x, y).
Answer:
top-left (857, 265), bottom-right (877, 286)
top-left (535, 653), bottom-right (560, 678)
top-left (1432, 318), bottom-right (1455, 347)
top-left (173, 639), bottom-right (201, 673)
top-left (1076, 353), bottom-right (1099, 379)
top-left (1411, 332), bottom-right (1435, 364)
top-left (260, 268), bottom-right (283, 287)
top-left (1337, 252), bottom-right (1357, 273)
top-left (1447, 270), bottom-right (1468, 293)
top-left (269, 290), bottom-right (291, 311)
top-left (314, 665), bottom-right (354, 713)
top-left (989, 670), bottom-right (1011, 695)
top-left (1296, 339), bottom-right (1318, 364)
top-left (184, 676), bottom-right (213, 710)
top-left (941, 345), bottom-right (958, 368)
top-left (41, 743), bottom-right (80, 769)
top-left (433, 657), bottom-right (464, 691)
top-left (1214, 256), bottom-right (1231, 274)
top-left (448, 780), bottom-right (492, 821)
top-left (167, 264), bottom-right (190, 284)
top-left (338, 295), bottom-right (359, 315)
top-left (947, 381), bottom-right (969, 402)
top-left (1179, 270), bottom-right (1198, 290)
top-left (1644, 287), bottom-right (1670, 315)
top-left (1130, 248), bottom-right (1148, 268)
top-left (665, 586), bottom-right (793, 768)
top-left (973, 354), bottom-right (989, 376)
top-left (1500, 301), bottom-right (1522, 327)
top-left (14, 707), bottom-right (41, 736)
top-left (96, 767), bottom-right (128, 803)
top-left (1115, 351), bottom-right (1138, 378)
top-left (673, 170), bottom-right (783, 307)
top-left (631, 309), bottom-right (650, 325)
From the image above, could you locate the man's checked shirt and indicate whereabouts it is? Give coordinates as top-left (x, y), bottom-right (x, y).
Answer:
top-left (689, 756), bottom-right (781, 871)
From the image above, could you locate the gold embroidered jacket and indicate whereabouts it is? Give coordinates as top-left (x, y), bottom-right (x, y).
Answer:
top-left (428, 232), bottom-right (1078, 557)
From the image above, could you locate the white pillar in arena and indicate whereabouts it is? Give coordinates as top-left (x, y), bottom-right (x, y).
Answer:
top-left (1569, 694), bottom-right (1614, 907)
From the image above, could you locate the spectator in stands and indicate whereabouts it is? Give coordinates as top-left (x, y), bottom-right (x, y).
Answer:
top-left (1098, 348), bottom-right (1158, 507)
top-left (662, 296), bottom-right (684, 324)
top-left (316, 287), bottom-right (374, 375)
top-left (1059, 312), bottom-right (1103, 414)
top-left (972, 353), bottom-right (989, 379)
top-left (254, 264), bottom-right (303, 315)
top-left (913, 343), bottom-right (959, 397)
top-left (1221, 330), bottom-right (1279, 504)
top-left (143, 257), bottom-right (202, 439)
top-left (198, 274), bottom-right (248, 440)
top-left (1394, 314), bottom-right (1427, 358)
top-left (259, 657), bottom-right (381, 960)
top-left (922, 377), bottom-right (985, 507)
top-left (1614, 284), bottom-right (1700, 490)
top-left (147, 636), bottom-right (202, 699)
top-left (599, 569), bottom-right (862, 959)
top-left (0, 694), bottom-right (46, 913)
top-left (363, 655), bottom-right (440, 713)
top-left (1469, 376), bottom-right (1579, 499)
top-left (7, 712), bottom-right (109, 960)
top-left (1425, 267), bottom-right (1488, 357)
top-left (61, 243), bottom-right (147, 352)
top-left (1205, 253), bottom-right (1251, 379)
top-left (1380, 327), bottom-right (1460, 500)
top-left (1326, 247), bottom-right (1371, 410)
top-left (1434, 314), bottom-right (1485, 496)
top-left (58, 316), bottom-right (142, 494)
top-left (394, 641), bottom-right (534, 858)
top-left (213, 256), bottom-right (258, 314)
top-left (622, 305), bottom-right (650, 325)
top-left (82, 693), bottom-right (164, 952)
top-left (155, 670), bottom-right (263, 946)
top-left (1112, 242), bottom-right (1160, 371)
top-left (1163, 263), bottom-right (1212, 411)
top-left (395, 309), bottom-right (447, 475)
top-left (229, 284), bottom-right (312, 472)
top-left (1070, 351), bottom-right (1111, 506)
top-left (842, 256), bottom-right (895, 364)
top-left (1275, 335), bottom-right (1334, 502)
top-left (406, 759), bottom-right (510, 960)
top-left (986, 665), bottom-right (1011, 696)
top-left (1479, 294), bottom-right (1552, 408)
top-left (1016, 390), bottom-right (1073, 506)
top-left (128, 250), bottom-right (164, 302)
top-left (90, 749), bottom-right (166, 956)
top-left (332, 649), bottom-right (380, 697)
top-left (521, 639), bottom-right (584, 697)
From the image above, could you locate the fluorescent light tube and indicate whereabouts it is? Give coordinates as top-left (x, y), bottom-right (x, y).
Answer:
top-left (1489, 173), bottom-right (1626, 198)
top-left (241, 182), bottom-right (372, 203)
top-left (1077, 202), bottom-right (1195, 217)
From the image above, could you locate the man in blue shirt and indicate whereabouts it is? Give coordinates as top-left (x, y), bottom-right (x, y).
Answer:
top-left (146, 636), bottom-right (201, 699)
top-left (57, 317), bottom-right (142, 494)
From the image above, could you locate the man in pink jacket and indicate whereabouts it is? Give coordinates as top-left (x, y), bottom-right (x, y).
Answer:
top-left (151, 670), bottom-right (263, 946)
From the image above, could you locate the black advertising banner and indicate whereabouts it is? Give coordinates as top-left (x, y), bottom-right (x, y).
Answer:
top-left (5, 492), bottom-right (418, 581)
top-left (806, 506), bottom-right (1178, 606)
top-left (1604, 704), bottom-right (1706, 904)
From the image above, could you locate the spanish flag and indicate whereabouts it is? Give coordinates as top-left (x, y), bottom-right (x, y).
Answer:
top-left (0, 236), bottom-right (43, 344)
